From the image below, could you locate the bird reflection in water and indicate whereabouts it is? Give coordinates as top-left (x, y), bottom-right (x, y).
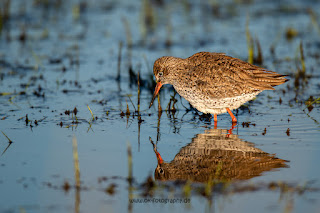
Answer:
top-left (150, 128), bottom-right (288, 182)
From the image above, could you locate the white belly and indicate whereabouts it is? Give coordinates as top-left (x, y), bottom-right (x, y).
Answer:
top-left (175, 85), bottom-right (260, 114)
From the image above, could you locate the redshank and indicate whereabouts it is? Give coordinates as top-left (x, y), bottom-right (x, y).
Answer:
top-left (149, 52), bottom-right (288, 123)
top-left (150, 130), bottom-right (287, 182)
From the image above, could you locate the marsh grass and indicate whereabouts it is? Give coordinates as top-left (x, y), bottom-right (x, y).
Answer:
top-left (116, 41), bottom-right (123, 82)
top-left (0, 92), bottom-right (12, 96)
top-left (122, 18), bottom-right (133, 49)
top-left (72, 4), bottom-right (80, 21)
top-left (308, 9), bottom-right (320, 35)
top-left (140, 0), bottom-right (157, 43)
top-left (86, 105), bottom-right (95, 132)
top-left (126, 100), bottom-right (130, 114)
top-left (246, 16), bottom-right (263, 65)
top-left (183, 180), bottom-right (191, 197)
top-left (137, 72), bottom-right (141, 113)
top-left (165, 9), bottom-right (172, 48)
top-left (72, 136), bottom-right (81, 213)
top-left (299, 41), bottom-right (306, 74)
top-left (73, 107), bottom-right (79, 124)
top-left (294, 41), bottom-right (309, 89)
top-left (246, 15), bottom-right (254, 64)
top-left (285, 27), bottom-right (298, 40)
top-left (127, 141), bottom-right (134, 212)
top-left (254, 37), bottom-right (263, 64)
top-left (302, 96), bottom-right (320, 125)
top-left (127, 142), bottom-right (133, 184)
top-left (1, 131), bottom-right (12, 143)
top-left (0, 0), bottom-right (10, 35)
top-left (166, 91), bottom-right (177, 113)
top-left (304, 97), bottom-right (320, 111)
top-left (1, 131), bottom-right (13, 156)
top-left (87, 105), bottom-right (94, 121)
top-left (72, 136), bottom-right (80, 189)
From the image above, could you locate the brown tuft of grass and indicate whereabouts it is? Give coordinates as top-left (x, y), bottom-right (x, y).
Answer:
top-left (294, 41), bottom-right (309, 89)
top-left (286, 128), bottom-right (290, 136)
top-left (246, 15), bottom-right (263, 64)
top-left (246, 15), bottom-right (254, 64)
top-left (254, 37), bottom-right (263, 64)
top-left (299, 41), bottom-right (305, 74)
top-left (140, 0), bottom-right (157, 42)
top-left (308, 9), bottom-right (320, 35)
top-left (105, 183), bottom-right (117, 195)
top-left (72, 136), bottom-right (80, 189)
top-left (127, 142), bottom-right (133, 184)
top-left (304, 96), bottom-right (320, 112)
top-left (137, 72), bottom-right (141, 113)
top-left (1, 131), bottom-right (12, 143)
top-left (285, 27), bottom-right (298, 40)
top-left (122, 17), bottom-right (132, 49)
top-left (126, 100), bottom-right (130, 116)
top-left (0, 0), bottom-right (10, 35)
top-left (116, 41), bottom-right (123, 82)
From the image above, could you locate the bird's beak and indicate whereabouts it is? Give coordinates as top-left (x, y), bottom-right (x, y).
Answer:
top-left (149, 81), bottom-right (163, 108)
top-left (156, 150), bottom-right (163, 165)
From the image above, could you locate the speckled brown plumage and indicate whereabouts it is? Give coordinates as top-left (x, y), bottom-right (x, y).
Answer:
top-left (153, 129), bottom-right (288, 182)
top-left (149, 52), bottom-right (288, 122)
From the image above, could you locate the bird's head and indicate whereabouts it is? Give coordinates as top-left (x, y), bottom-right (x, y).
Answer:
top-left (153, 56), bottom-right (174, 85)
top-left (149, 56), bottom-right (183, 108)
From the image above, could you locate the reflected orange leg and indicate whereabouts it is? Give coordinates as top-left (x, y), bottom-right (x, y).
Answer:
top-left (213, 114), bottom-right (217, 128)
top-left (226, 108), bottom-right (237, 123)
top-left (226, 122), bottom-right (237, 137)
top-left (213, 114), bottom-right (217, 122)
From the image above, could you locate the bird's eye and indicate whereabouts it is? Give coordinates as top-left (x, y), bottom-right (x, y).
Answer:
top-left (158, 72), bottom-right (163, 77)
top-left (159, 168), bottom-right (164, 174)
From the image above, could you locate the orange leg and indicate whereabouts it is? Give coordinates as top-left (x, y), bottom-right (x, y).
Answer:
top-left (213, 114), bottom-right (217, 128)
top-left (226, 122), bottom-right (237, 137)
top-left (226, 108), bottom-right (237, 123)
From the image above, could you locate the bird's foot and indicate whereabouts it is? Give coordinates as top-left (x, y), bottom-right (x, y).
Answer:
top-left (226, 108), bottom-right (237, 123)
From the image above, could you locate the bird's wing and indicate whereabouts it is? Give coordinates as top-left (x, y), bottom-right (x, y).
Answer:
top-left (188, 52), bottom-right (287, 98)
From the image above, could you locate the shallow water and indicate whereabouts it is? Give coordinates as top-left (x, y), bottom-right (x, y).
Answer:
top-left (0, 0), bottom-right (320, 212)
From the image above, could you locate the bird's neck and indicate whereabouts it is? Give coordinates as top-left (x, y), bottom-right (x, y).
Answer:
top-left (165, 57), bottom-right (188, 85)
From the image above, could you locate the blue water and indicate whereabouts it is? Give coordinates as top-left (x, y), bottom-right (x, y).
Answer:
top-left (0, 0), bottom-right (320, 212)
